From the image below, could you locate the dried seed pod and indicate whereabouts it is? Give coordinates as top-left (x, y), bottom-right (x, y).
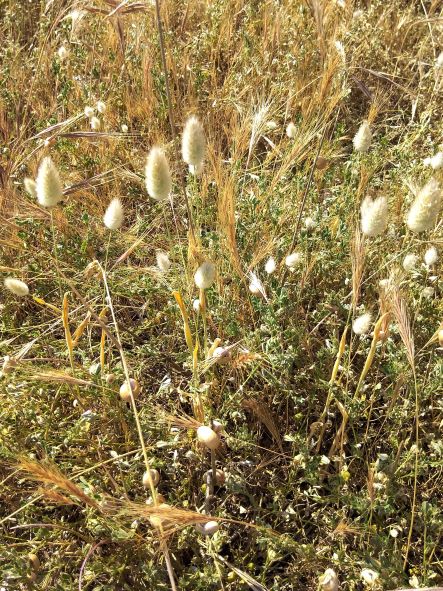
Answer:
top-left (203, 469), bottom-right (225, 485)
top-left (119, 378), bottom-right (141, 402)
top-left (143, 468), bottom-right (160, 488)
top-left (196, 425), bottom-right (220, 450)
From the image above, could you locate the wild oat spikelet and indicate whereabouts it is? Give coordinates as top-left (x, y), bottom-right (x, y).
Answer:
top-left (103, 198), bottom-right (124, 230)
top-left (360, 195), bottom-right (388, 237)
top-left (406, 178), bottom-right (442, 233)
top-left (403, 253), bottom-right (418, 272)
top-left (24, 177), bottom-right (37, 198)
top-left (36, 156), bottom-right (63, 207)
top-left (424, 245), bottom-right (438, 266)
top-left (353, 312), bottom-right (372, 335)
top-left (182, 116), bottom-right (205, 168)
top-left (145, 146), bottom-right (172, 202)
top-left (353, 121), bottom-right (372, 152)
top-left (248, 271), bottom-right (267, 299)
top-left (194, 261), bottom-right (215, 289)
top-left (4, 277), bottom-right (29, 296)
top-left (156, 250), bottom-right (171, 273)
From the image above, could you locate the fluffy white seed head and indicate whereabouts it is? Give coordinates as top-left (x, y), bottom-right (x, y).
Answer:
top-left (58, 45), bottom-right (68, 61)
top-left (182, 116), bottom-right (205, 167)
top-left (103, 198), bottom-right (124, 230)
top-left (319, 569), bottom-right (339, 591)
top-left (36, 156), bottom-right (63, 207)
top-left (24, 177), bottom-right (37, 198)
top-left (286, 122), bottom-right (296, 139)
top-left (353, 120), bottom-right (372, 152)
top-left (84, 106), bottom-right (94, 118)
top-left (145, 146), bottom-right (172, 202)
top-left (193, 299), bottom-right (201, 312)
top-left (360, 195), bottom-right (388, 237)
top-left (406, 178), bottom-right (442, 233)
top-left (4, 277), bottom-right (29, 297)
top-left (304, 216), bottom-right (316, 230)
top-left (189, 162), bottom-right (204, 176)
top-left (429, 152), bottom-right (443, 170)
top-left (424, 245), bottom-right (438, 266)
top-left (142, 468), bottom-right (160, 488)
top-left (265, 257), bottom-right (276, 274)
top-left (194, 261), bottom-right (215, 290)
top-left (422, 286), bottom-right (435, 298)
top-left (90, 116), bottom-right (100, 130)
top-left (403, 253), bottom-right (419, 272)
top-left (156, 250), bottom-right (171, 273)
top-left (285, 251), bottom-right (302, 270)
top-left (435, 52), bottom-right (443, 69)
top-left (121, 124), bottom-right (128, 133)
top-left (96, 101), bottom-right (106, 114)
top-left (197, 425), bottom-right (220, 450)
top-left (353, 312), bottom-right (372, 335)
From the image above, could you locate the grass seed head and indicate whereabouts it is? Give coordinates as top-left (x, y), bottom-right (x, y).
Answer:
top-left (403, 253), bottom-right (418, 272)
top-left (203, 469), bottom-right (225, 485)
top-left (96, 101), bottom-right (106, 114)
top-left (265, 256), bottom-right (276, 274)
top-left (90, 116), bottom-right (100, 130)
top-left (353, 312), bottom-right (372, 335)
top-left (424, 245), bottom-right (438, 266)
top-left (438, 329), bottom-right (443, 347)
top-left (286, 122), bottom-right (296, 138)
top-left (156, 250), bottom-right (171, 273)
top-left (406, 178), bottom-right (442, 233)
top-left (4, 277), bottom-right (29, 296)
top-left (36, 156), bottom-right (63, 207)
top-left (353, 120), bottom-right (372, 152)
top-left (103, 198), bottom-right (124, 230)
top-left (360, 195), bottom-right (388, 237)
top-left (182, 115), bottom-right (205, 167)
top-left (84, 106), bottom-right (94, 118)
top-left (197, 425), bottom-right (220, 450)
top-left (57, 45), bottom-right (68, 61)
top-left (145, 146), bottom-right (172, 202)
top-left (285, 251), bottom-right (302, 270)
top-left (194, 261), bottom-right (216, 289)
top-left (24, 177), bottom-right (37, 198)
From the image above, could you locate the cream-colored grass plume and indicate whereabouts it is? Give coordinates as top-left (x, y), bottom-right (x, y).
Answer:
top-left (90, 116), bottom-right (100, 130)
top-left (84, 106), bottom-right (94, 118)
top-left (182, 116), bottom-right (205, 168)
top-left (424, 245), bottom-right (438, 266)
top-left (145, 146), bottom-right (172, 202)
top-left (36, 156), bottom-right (63, 207)
top-left (353, 312), bottom-right (372, 335)
top-left (286, 122), bottom-right (296, 139)
top-left (353, 121), bottom-right (372, 152)
top-left (96, 101), bottom-right (106, 114)
top-left (24, 177), bottom-right (37, 198)
top-left (406, 178), bottom-right (442, 233)
top-left (57, 46), bottom-right (68, 61)
top-left (265, 257), bottom-right (276, 274)
top-left (360, 195), bottom-right (388, 236)
top-left (424, 151), bottom-right (443, 171)
top-left (156, 251), bottom-right (171, 273)
top-left (194, 261), bottom-right (215, 289)
top-left (285, 251), bottom-right (302, 270)
top-left (103, 198), bottom-right (124, 230)
top-left (4, 277), bottom-right (29, 296)
top-left (248, 271), bottom-right (267, 299)
top-left (403, 253), bottom-right (418, 272)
